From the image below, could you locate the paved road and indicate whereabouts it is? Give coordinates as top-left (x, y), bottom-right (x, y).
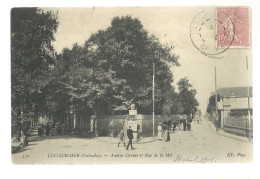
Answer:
top-left (12, 118), bottom-right (252, 164)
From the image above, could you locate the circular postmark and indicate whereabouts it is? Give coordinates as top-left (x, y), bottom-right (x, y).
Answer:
top-left (190, 10), bottom-right (234, 58)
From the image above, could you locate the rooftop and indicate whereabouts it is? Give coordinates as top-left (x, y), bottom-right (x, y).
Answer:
top-left (217, 87), bottom-right (252, 98)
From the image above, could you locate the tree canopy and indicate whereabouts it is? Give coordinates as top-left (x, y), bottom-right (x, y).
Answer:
top-left (11, 10), bottom-right (199, 128)
top-left (176, 77), bottom-right (199, 116)
top-left (56, 16), bottom-right (180, 116)
top-left (11, 8), bottom-right (59, 120)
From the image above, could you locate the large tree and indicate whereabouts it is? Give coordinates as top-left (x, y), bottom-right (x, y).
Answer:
top-left (177, 77), bottom-right (199, 117)
top-left (80, 16), bottom-right (180, 114)
top-left (11, 8), bottom-right (59, 122)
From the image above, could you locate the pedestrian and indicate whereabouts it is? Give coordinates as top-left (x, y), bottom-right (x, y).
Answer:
top-left (187, 114), bottom-right (192, 131)
top-left (165, 119), bottom-right (171, 141)
top-left (157, 123), bottom-right (163, 140)
top-left (38, 124), bottom-right (42, 136)
top-left (215, 117), bottom-right (220, 132)
top-left (41, 123), bottom-right (45, 135)
top-left (118, 128), bottom-right (125, 147)
top-left (108, 120), bottom-right (115, 137)
top-left (45, 123), bottom-right (50, 136)
top-left (126, 126), bottom-right (137, 150)
top-left (183, 115), bottom-right (187, 131)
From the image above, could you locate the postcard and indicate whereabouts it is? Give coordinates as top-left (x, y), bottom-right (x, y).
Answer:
top-left (11, 6), bottom-right (253, 164)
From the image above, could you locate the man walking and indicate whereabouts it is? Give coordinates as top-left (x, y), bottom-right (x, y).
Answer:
top-left (126, 126), bottom-right (136, 150)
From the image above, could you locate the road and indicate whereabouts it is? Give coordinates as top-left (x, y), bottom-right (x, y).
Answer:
top-left (12, 118), bottom-right (252, 164)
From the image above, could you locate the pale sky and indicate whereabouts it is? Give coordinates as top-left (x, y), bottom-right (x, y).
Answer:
top-left (46, 7), bottom-right (252, 114)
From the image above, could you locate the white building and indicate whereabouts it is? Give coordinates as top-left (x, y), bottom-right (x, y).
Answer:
top-left (217, 87), bottom-right (252, 135)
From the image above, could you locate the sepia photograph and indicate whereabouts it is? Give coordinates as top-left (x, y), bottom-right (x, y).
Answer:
top-left (10, 6), bottom-right (253, 164)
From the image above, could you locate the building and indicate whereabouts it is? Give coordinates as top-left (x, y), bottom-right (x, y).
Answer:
top-left (217, 86), bottom-right (253, 136)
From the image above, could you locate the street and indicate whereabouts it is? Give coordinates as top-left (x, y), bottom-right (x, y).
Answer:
top-left (12, 118), bottom-right (252, 164)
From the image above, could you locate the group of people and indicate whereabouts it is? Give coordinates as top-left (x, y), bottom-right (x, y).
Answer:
top-left (157, 115), bottom-right (193, 141)
top-left (158, 119), bottom-right (172, 141)
top-left (38, 123), bottom-right (67, 137)
top-left (118, 126), bottom-right (138, 150)
top-left (179, 115), bottom-right (192, 131)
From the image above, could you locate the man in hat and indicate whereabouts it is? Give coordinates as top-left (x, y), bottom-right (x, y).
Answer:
top-left (126, 126), bottom-right (137, 150)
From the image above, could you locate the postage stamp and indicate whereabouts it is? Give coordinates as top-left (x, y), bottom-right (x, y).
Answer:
top-left (217, 7), bottom-right (250, 48)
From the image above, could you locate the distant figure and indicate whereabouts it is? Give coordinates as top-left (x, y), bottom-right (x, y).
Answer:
top-left (38, 124), bottom-right (43, 136)
top-left (108, 120), bottom-right (115, 137)
top-left (41, 123), bottom-right (45, 134)
top-left (215, 118), bottom-right (220, 132)
top-left (183, 115), bottom-right (187, 131)
top-left (118, 128), bottom-right (125, 147)
top-left (61, 124), bottom-right (65, 135)
top-left (178, 115), bottom-right (183, 130)
top-left (157, 123), bottom-right (163, 140)
top-left (126, 126), bottom-right (137, 150)
top-left (187, 114), bottom-right (192, 131)
top-left (45, 123), bottom-right (50, 136)
top-left (196, 115), bottom-right (200, 124)
top-left (162, 119), bottom-right (170, 141)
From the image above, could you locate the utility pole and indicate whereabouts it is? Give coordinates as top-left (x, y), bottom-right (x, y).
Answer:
top-left (246, 56), bottom-right (251, 140)
top-left (215, 66), bottom-right (219, 131)
top-left (152, 62), bottom-right (155, 139)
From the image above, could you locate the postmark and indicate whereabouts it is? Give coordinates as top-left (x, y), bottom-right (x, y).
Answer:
top-left (190, 10), bottom-right (234, 58)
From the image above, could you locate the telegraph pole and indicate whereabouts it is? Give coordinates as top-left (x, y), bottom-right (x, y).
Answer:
top-left (215, 66), bottom-right (219, 131)
top-left (152, 62), bottom-right (155, 139)
top-left (246, 56), bottom-right (251, 140)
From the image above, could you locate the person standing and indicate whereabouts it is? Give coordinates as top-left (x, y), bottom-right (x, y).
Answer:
top-left (41, 123), bottom-right (45, 135)
top-left (126, 126), bottom-right (136, 150)
top-left (118, 128), bottom-right (125, 147)
top-left (157, 123), bottom-right (163, 140)
top-left (187, 114), bottom-right (192, 131)
top-left (163, 119), bottom-right (171, 141)
top-left (45, 123), bottom-right (50, 136)
top-left (183, 115), bottom-right (187, 131)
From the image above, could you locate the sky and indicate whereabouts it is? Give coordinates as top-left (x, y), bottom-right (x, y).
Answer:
top-left (45, 7), bottom-right (252, 114)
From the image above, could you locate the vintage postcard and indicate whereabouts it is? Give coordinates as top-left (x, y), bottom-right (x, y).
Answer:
top-left (11, 6), bottom-right (253, 164)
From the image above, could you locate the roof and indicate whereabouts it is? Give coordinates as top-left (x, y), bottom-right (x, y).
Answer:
top-left (217, 87), bottom-right (252, 98)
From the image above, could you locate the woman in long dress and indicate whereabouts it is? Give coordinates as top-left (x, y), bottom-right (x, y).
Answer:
top-left (158, 123), bottom-right (163, 140)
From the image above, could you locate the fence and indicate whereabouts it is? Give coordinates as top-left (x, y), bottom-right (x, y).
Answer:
top-left (224, 117), bottom-right (253, 137)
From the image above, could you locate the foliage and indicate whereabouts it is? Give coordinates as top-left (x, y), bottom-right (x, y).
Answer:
top-left (176, 77), bottom-right (199, 116)
top-left (11, 8), bottom-right (59, 121)
top-left (206, 94), bottom-right (220, 115)
top-left (57, 16), bottom-right (180, 116)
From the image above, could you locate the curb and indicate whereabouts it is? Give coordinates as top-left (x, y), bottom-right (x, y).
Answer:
top-left (206, 119), bottom-right (252, 144)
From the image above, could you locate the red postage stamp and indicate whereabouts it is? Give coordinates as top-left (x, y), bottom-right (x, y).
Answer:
top-left (217, 7), bottom-right (250, 48)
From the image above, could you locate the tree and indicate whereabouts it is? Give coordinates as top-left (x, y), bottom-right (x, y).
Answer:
top-left (177, 77), bottom-right (199, 116)
top-left (11, 8), bottom-right (59, 123)
top-left (206, 94), bottom-right (220, 115)
top-left (82, 16), bottom-right (179, 114)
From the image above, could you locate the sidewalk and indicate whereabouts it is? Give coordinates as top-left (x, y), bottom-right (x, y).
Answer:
top-left (206, 119), bottom-right (252, 144)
